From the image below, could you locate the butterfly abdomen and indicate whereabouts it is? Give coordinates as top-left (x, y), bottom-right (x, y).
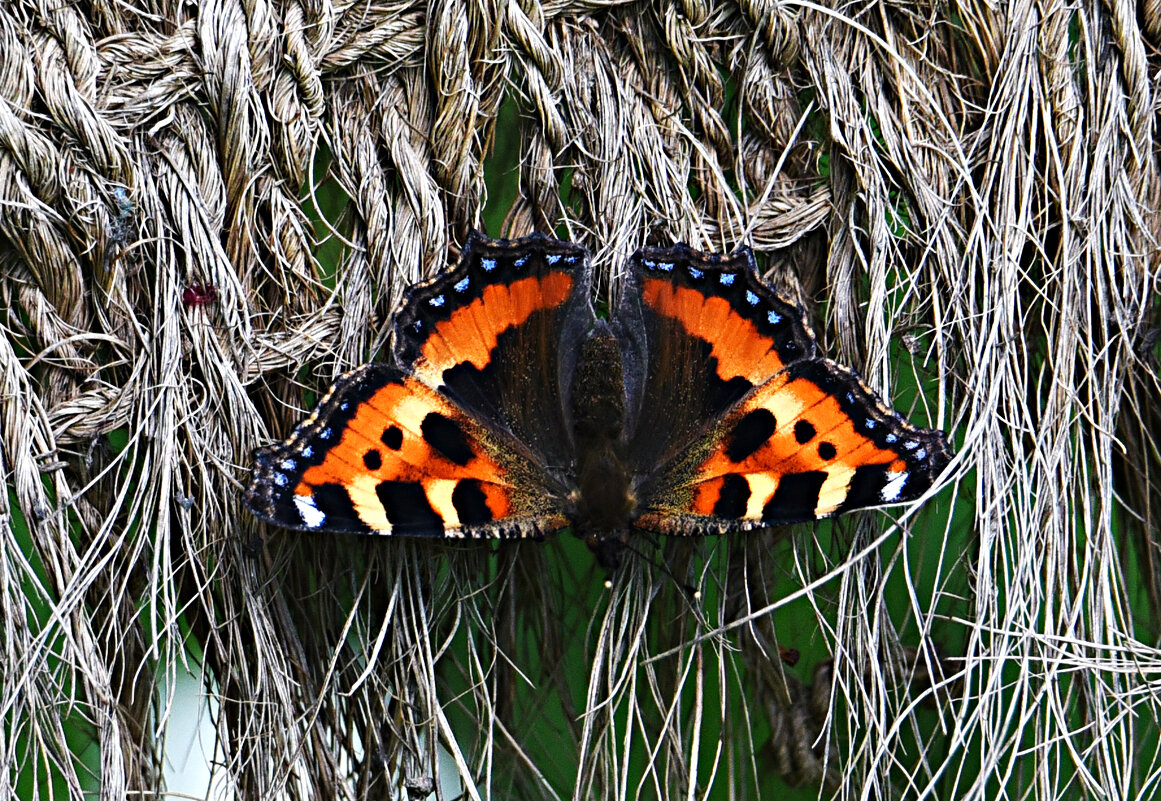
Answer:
top-left (569, 324), bottom-right (637, 539)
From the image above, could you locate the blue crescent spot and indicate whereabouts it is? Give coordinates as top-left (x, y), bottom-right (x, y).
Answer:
top-left (454, 277), bottom-right (470, 292)
top-left (658, 262), bottom-right (675, 272)
top-left (481, 258), bottom-right (498, 272)
top-left (719, 273), bottom-right (736, 286)
top-left (904, 440), bottom-right (919, 450)
top-left (513, 255), bottom-right (529, 267)
top-left (688, 267), bottom-right (704, 279)
top-left (767, 310), bottom-right (782, 324)
top-left (885, 433), bottom-right (898, 443)
top-left (547, 254), bottom-right (562, 265)
top-left (274, 473), bottom-right (289, 487)
top-left (745, 290), bottom-right (759, 305)
top-left (318, 428), bottom-right (333, 440)
top-left (302, 445), bottom-right (314, 458)
top-left (865, 419), bottom-right (876, 429)
top-left (280, 459), bottom-right (296, 470)
top-left (428, 295), bottom-right (446, 307)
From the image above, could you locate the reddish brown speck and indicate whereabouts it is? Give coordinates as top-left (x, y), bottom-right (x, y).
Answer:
top-left (182, 284), bottom-right (218, 308)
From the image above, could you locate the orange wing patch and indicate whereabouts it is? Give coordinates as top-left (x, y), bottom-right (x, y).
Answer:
top-left (294, 375), bottom-right (513, 532)
top-left (641, 278), bottom-right (791, 384)
top-left (640, 359), bottom-right (952, 532)
top-left (412, 272), bottom-right (574, 387)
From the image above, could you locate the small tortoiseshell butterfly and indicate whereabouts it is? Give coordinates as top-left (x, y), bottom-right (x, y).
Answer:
top-left (244, 232), bottom-right (952, 567)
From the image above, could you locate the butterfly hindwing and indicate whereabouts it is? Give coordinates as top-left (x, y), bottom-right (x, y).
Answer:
top-left (636, 358), bottom-right (953, 535)
top-left (391, 231), bottom-right (594, 475)
top-left (245, 363), bottom-right (569, 538)
top-left (615, 243), bottom-right (819, 475)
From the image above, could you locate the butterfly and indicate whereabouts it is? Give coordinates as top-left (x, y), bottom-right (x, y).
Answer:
top-left (244, 232), bottom-right (953, 567)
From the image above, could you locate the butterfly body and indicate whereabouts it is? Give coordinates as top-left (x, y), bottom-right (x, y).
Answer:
top-left (245, 232), bottom-right (952, 561)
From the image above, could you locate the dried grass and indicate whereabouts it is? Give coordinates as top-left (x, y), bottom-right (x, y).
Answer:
top-left (1, 1), bottom-right (1158, 800)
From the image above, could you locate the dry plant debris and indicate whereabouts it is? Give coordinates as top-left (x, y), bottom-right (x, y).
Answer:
top-left (1, 1), bottom-right (1159, 800)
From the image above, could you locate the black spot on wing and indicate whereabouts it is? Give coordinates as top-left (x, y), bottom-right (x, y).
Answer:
top-left (713, 474), bottom-right (750, 519)
top-left (363, 449), bottom-right (382, 470)
top-left (794, 420), bottom-right (816, 444)
top-left (381, 425), bottom-right (403, 450)
top-left (818, 441), bottom-right (837, 460)
top-left (841, 464), bottom-right (895, 510)
top-left (726, 408), bottom-right (778, 462)
top-left (420, 412), bottom-right (474, 466)
top-left (375, 481), bottom-right (443, 532)
top-left (312, 483), bottom-right (371, 533)
top-left (762, 471), bottom-right (828, 524)
top-left (452, 479), bottom-right (493, 525)
top-left (783, 360), bottom-right (952, 463)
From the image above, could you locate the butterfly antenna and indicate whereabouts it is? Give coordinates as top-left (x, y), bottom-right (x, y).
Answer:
top-left (605, 528), bottom-right (702, 601)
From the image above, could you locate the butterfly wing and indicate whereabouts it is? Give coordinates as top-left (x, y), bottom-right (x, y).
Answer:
top-left (617, 243), bottom-right (951, 535)
top-left (245, 364), bottom-right (569, 537)
top-left (635, 359), bottom-right (952, 534)
top-left (614, 243), bottom-right (819, 481)
top-left (246, 231), bottom-right (593, 538)
top-left (392, 231), bottom-right (594, 477)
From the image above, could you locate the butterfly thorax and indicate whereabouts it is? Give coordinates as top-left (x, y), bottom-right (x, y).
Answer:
top-left (569, 325), bottom-right (636, 550)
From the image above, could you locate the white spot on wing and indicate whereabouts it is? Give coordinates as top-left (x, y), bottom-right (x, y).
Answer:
top-left (880, 471), bottom-right (909, 502)
top-left (295, 494), bottom-right (327, 528)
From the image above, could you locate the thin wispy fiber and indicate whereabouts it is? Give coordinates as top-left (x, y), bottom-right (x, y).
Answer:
top-left (1, 1), bottom-right (1158, 800)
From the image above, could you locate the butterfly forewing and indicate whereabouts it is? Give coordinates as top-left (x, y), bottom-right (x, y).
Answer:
top-left (636, 358), bottom-right (952, 535)
top-left (246, 364), bottom-right (570, 537)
